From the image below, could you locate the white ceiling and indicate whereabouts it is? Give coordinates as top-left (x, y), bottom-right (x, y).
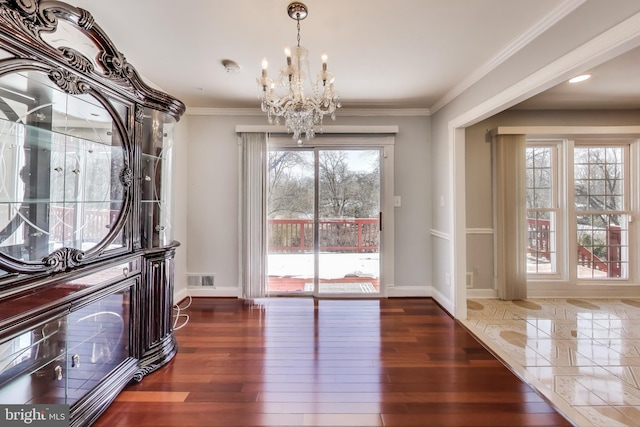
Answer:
top-left (67, 0), bottom-right (640, 111)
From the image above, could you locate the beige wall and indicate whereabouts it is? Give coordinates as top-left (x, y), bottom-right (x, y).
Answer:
top-left (172, 115), bottom-right (190, 302)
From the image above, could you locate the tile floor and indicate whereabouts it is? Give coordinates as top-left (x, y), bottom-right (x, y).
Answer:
top-left (461, 298), bottom-right (640, 427)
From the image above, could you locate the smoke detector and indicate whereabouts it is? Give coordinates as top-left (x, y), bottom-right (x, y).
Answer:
top-left (221, 59), bottom-right (240, 74)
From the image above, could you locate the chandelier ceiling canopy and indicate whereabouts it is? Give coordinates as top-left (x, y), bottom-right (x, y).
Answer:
top-left (257, 2), bottom-right (340, 145)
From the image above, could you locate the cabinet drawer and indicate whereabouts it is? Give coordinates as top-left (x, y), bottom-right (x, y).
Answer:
top-left (0, 259), bottom-right (139, 328)
top-left (66, 259), bottom-right (140, 289)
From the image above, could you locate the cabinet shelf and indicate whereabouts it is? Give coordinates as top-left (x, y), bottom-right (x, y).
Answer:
top-left (0, 199), bottom-right (125, 204)
top-left (0, 116), bottom-right (118, 149)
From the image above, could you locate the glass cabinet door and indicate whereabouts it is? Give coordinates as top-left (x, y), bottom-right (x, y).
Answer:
top-left (140, 108), bottom-right (175, 248)
top-left (0, 70), bottom-right (129, 263)
top-left (0, 317), bottom-right (68, 404)
top-left (0, 281), bottom-right (132, 405)
top-left (65, 285), bottom-right (131, 405)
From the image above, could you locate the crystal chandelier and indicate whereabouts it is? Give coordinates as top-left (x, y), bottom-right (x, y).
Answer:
top-left (257, 2), bottom-right (340, 145)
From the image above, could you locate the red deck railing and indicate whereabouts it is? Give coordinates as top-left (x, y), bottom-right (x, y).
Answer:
top-left (527, 218), bottom-right (621, 277)
top-left (268, 218), bottom-right (379, 253)
top-left (49, 205), bottom-right (117, 242)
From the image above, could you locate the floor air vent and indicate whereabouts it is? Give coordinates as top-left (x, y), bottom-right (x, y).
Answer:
top-left (188, 274), bottom-right (215, 287)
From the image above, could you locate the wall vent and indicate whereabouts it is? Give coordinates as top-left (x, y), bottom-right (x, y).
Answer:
top-left (188, 274), bottom-right (215, 287)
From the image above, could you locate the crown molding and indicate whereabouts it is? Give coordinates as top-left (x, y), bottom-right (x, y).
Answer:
top-left (186, 107), bottom-right (430, 117)
top-left (430, 0), bottom-right (586, 114)
top-left (235, 125), bottom-right (399, 134)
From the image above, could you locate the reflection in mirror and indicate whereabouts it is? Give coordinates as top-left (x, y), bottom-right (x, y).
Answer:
top-left (0, 70), bottom-right (126, 262)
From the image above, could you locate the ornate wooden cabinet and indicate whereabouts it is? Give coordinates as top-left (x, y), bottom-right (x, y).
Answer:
top-left (0, 1), bottom-right (185, 425)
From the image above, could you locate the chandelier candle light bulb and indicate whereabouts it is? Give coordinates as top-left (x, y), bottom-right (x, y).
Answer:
top-left (257, 2), bottom-right (340, 144)
top-left (285, 47), bottom-right (292, 66)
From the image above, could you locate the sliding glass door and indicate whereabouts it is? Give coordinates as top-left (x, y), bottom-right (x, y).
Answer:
top-left (317, 149), bottom-right (380, 294)
top-left (267, 146), bottom-right (381, 296)
top-left (266, 149), bottom-right (315, 294)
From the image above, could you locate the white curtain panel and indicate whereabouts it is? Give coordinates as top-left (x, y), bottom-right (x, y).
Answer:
top-left (239, 133), bottom-right (267, 299)
top-left (494, 134), bottom-right (527, 300)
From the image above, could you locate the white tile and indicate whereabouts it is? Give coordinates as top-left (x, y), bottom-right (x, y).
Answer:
top-left (466, 298), bottom-right (640, 427)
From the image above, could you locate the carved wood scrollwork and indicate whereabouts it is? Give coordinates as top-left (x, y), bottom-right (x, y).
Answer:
top-left (0, 0), bottom-right (57, 40)
top-left (100, 52), bottom-right (133, 85)
top-left (42, 247), bottom-right (85, 272)
top-left (135, 105), bottom-right (145, 123)
top-left (75, 6), bottom-right (94, 30)
top-left (59, 46), bottom-right (93, 73)
top-left (0, 1), bottom-right (185, 118)
top-left (121, 166), bottom-right (133, 187)
top-left (48, 67), bottom-right (90, 94)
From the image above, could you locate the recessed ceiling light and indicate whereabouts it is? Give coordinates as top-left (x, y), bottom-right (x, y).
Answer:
top-left (569, 74), bottom-right (591, 83)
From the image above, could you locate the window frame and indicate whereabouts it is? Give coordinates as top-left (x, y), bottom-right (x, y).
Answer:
top-left (526, 139), bottom-right (565, 280)
top-left (526, 137), bottom-right (637, 284)
top-left (569, 139), bottom-right (632, 282)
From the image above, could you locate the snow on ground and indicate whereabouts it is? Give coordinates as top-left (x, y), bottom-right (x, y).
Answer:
top-left (268, 253), bottom-right (379, 279)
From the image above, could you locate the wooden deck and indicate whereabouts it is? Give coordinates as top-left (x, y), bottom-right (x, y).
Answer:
top-left (268, 276), bottom-right (380, 293)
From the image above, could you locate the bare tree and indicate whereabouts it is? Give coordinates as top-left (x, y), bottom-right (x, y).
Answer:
top-left (574, 147), bottom-right (622, 226)
top-left (525, 147), bottom-right (552, 210)
top-left (268, 149), bottom-right (380, 219)
top-left (267, 150), bottom-right (313, 218)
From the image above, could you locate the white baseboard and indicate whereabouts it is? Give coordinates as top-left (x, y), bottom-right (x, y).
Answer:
top-left (184, 285), bottom-right (443, 299)
top-left (431, 287), bottom-right (454, 315)
top-left (467, 288), bottom-right (499, 299)
top-left (187, 287), bottom-right (241, 298)
top-left (174, 287), bottom-right (190, 305)
top-left (386, 285), bottom-right (432, 297)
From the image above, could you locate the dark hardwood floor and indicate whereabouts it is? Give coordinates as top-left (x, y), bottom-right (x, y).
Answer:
top-left (94, 298), bottom-right (571, 426)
